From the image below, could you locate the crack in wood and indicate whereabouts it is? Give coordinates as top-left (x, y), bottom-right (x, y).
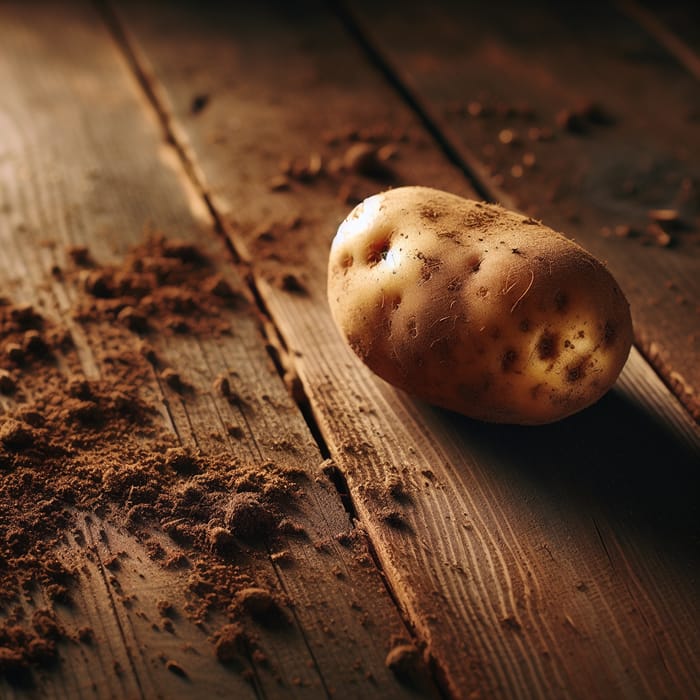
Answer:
top-left (154, 381), bottom-right (183, 444)
top-left (93, 0), bottom-right (246, 270)
top-left (177, 395), bottom-right (202, 451)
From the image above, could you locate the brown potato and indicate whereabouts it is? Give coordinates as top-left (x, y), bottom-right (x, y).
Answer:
top-left (327, 186), bottom-right (633, 424)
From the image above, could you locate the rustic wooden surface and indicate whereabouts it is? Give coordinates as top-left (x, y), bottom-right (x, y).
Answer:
top-left (1, 0), bottom-right (699, 698)
top-left (113, 1), bottom-right (699, 698)
top-left (0, 2), bottom-right (432, 698)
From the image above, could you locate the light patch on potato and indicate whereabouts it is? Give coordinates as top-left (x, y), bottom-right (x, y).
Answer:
top-left (328, 187), bottom-right (633, 425)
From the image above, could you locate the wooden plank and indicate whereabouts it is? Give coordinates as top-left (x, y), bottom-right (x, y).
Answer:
top-left (0, 2), bottom-right (427, 698)
top-left (342, 0), bottom-right (700, 422)
top-left (114, 1), bottom-right (700, 698)
top-left (618, 0), bottom-right (700, 82)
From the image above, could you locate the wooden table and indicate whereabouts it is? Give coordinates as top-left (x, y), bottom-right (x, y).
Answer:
top-left (0, 1), bottom-right (698, 698)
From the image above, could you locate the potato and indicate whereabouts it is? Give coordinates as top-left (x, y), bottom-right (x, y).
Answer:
top-left (327, 186), bottom-right (633, 424)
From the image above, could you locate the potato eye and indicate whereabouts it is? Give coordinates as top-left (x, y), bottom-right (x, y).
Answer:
top-left (468, 255), bottom-right (482, 273)
top-left (603, 321), bottom-right (616, 345)
top-left (367, 238), bottom-right (391, 266)
top-left (536, 332), bottom-right (558, 360)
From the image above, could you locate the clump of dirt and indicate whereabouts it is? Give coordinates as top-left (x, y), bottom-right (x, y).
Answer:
top-left (233, 587), bottom-right (289, 628)
top-left (384, 639), bottom-right (433, 691)
top-left (72, 233), bottom-right (245, 337)
top-left (0, 235), bottom-right (303, 683)
top-left (0, 609), bottom-right (65, 684)
top-left (213, 622), bottom-right (249, 663)
top-left (254, 122), bottom-right (413, 293)
top-left (273, 121), bottom-right (408, 197)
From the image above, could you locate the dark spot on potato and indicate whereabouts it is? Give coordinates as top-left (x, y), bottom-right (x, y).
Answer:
top-left (420, 203), bottom-right (444, 220)
top-left (566, 362), bottom-right (586, 382)
top-left (536, 332), bottom-right (558, 359)
top-left (564, 339), bottom-right (574, 349)
top-left (511, 248), bottom-right (523, 255)
top-left (501, 348), bottom-right (518, 371)
top-left (407, 317), bottom-right (417, 338)
top-left (519, 319), bottom-right (531, 332)
top-left (530, 383), bottom-right (543, 399)
top-left (367, 238), bottom-right (391, 266)
top-left (554, 290), bottom-right (568, 311)
top-left (604, 321), bottom-right (616, 345)
top-left (417, 253), bottom-right (441, 281)
top-left (477, 286), bottom-right (488, 298)
top-left (464, 208), bottom-right (498, 229)
top-left (347, 335), bottom-right (368, 360)
top-left (468, 255), bottom-right (481, 273)
top-left (577, 330), bottom-right (585, 339)
top-left (341, 254), bottom-right (354, 270)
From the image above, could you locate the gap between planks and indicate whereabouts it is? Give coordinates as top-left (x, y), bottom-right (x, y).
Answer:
top-left (93, 0), bottom-right (243, 265)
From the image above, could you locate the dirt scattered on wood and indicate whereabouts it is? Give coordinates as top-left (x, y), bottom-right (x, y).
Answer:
top-left (278, 121), bottom-right (405, 200)
top-left (446, 92), bottom-right (700, 249)
top-left (0, 609), bottom-right (65, 684)
top-left (253, 122), bottom-right (415, 292)
top-left (0, 235), bottom-right (305, 684)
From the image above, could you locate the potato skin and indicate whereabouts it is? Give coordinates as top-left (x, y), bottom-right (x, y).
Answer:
top-left (327, 186), bottom-right (633, 424)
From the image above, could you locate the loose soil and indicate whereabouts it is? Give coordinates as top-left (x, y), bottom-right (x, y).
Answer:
top-left (0, 235), bottom-right (305, 683)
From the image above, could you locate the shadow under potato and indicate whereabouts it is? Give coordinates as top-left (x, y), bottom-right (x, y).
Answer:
top-left (432, 386), bottom-right (700, 562)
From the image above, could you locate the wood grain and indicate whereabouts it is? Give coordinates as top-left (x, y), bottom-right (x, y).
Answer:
top-left (618, 0), bottom-right (700, 81)
top-left (343, 0), bottom-right (700, 421)
top-left (0, 2), bottom-right (427, 697)
top-left (114, 0), bottom-right (700, 698)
